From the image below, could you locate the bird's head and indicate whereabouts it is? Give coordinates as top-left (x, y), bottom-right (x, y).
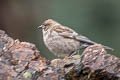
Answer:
top-left (38, 19), bottom-right (60, 31)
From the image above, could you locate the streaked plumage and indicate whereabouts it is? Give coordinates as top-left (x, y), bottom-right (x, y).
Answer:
top-left (38, 19), bottom-right (113, 57)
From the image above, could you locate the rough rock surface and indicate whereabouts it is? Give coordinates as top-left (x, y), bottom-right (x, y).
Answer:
top-left (66, 45), bottom-right (120, 80)
top-left (0, 30), bottom-right (120, 80)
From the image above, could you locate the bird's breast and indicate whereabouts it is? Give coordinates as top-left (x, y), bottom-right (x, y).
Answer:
top-left (43, 34), bottom-right (80, 57)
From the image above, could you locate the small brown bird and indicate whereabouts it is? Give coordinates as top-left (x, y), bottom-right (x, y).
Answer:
top-left (38, 19), bottom-right (113, 57)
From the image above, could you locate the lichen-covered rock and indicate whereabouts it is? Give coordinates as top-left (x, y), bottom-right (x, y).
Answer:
top-left (0, 30), bottom-right (48, 80)
top-left (0, 30), bottom-right (120, 80)
top-left (66, 44), bottom-right (120, 80)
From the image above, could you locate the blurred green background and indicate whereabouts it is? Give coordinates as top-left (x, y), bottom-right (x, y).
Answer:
top-left (0, 0), bottom-right (120, 59)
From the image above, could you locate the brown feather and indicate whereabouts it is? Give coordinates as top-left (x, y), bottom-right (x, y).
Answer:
top-left (53, 26), bottom-right (73, 33)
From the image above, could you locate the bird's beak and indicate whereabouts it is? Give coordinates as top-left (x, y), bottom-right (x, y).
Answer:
top-left (37, 25), bottom-right (44, 29)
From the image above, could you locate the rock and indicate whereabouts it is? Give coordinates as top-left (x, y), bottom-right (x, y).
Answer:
top-left (66, 44), bottom-right (120, 80)
top-left (0, 30), bottom-right (120, 80)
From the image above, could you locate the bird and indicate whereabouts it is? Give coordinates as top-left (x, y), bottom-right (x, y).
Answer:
top-left (38, 19), bottom-right (113, 57)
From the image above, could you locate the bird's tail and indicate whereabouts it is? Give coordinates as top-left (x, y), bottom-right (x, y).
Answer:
top-left (102, 45), bottom-right (114, 51)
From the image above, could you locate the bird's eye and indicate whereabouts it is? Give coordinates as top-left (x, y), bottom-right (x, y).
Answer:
top-left (44, 23), bottom-right (50, 26)
top-left (42, 24), bottom-right (49, 31)
top-left (42, 23), bottom-right (50, 31)
top-left (44, 24), bottom-right (48, 26)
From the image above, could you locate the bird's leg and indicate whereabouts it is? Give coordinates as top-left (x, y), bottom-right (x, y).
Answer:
top-left (79, 44), bottom-right (90, 63)
top-left (70, 52), bottom-right (77, 57)
top-left (69, 50), bottom-right (80, 57)
top-left (69, 44), bottom-right (89, 57)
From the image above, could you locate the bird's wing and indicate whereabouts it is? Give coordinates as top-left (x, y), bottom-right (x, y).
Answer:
top-left (74, 35), bottom-right (96, 44)
top-left (53, 25), bottom-right (78, 38)
top-left (53, 25), bottom-right (75, 33)
top-left (53, 25), bottom-right (96, 44)
top-left (53, 25), bottom-right (113, 50)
